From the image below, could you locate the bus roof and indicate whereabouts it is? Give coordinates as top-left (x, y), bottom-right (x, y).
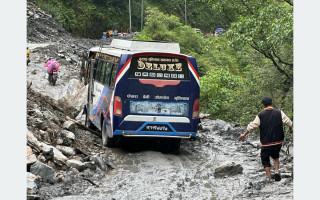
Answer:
top-left (89, 39), bottom-right (181, 57)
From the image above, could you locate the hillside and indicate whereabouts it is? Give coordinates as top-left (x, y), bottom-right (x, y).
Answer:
top-left (31, 0), bottom-right (226, 39)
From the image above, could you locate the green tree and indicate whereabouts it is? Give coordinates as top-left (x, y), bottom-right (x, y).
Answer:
top-left (205, 0), bottom-right (293, 105)
top-left (200, 68), bottom-right (242, 120)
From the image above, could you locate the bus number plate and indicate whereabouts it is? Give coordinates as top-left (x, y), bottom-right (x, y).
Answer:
top-left (142, 124), bottom-right (173, 132)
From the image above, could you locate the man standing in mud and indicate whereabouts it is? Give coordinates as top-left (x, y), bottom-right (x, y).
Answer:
top-left (238, 96), bottom-right (293, 182)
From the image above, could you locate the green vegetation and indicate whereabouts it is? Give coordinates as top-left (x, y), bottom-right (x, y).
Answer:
top-left (31, 0), bottom-right (226, 38)
top-left (134, 1), bottom-right (293, 125)
top-left (30, 0), bottom-right (293, 125)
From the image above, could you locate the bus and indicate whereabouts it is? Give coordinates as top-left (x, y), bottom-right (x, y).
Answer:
top-left (84, 39), bottom-right (200, 152)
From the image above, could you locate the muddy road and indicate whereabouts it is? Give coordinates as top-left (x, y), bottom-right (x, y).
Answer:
top-left (26, 3), bottom-right (293, 198)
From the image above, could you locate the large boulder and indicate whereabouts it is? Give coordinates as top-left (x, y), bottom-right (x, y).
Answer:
top-left (215, 119), bottom-right (228, 129)
top-left (66, 159), bottom-right (85, 172)
top-left (58, 80), bottom-right (88, 107)
top-left (30, 161), bottom-right (55, 184)
top-left (41, 143), bottom-right (68, 162)
top-left (56, 145), bottom-right (76, 156)
top-left (60, 130), bottom-right (75, 140)
top-left (214, 161), bottom-right (243, 178)
top-left (63, 120), bottom-right (76, 132)
top-left (27, 130), bottom-right (42, 150)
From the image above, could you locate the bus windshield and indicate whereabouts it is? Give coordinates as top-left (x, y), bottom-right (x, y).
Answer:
top-left (128, 55), bottom-right (190, 80)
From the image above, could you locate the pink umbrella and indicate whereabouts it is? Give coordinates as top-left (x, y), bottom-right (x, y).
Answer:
top-left (45, 59), bottom-right (60, 73)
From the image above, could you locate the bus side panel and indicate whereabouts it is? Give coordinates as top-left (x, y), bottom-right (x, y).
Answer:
top-left (187, 57), bottom-right (200, 131)
top-left (92, 84), bottom-right (114, 131)
top-left (112, 54), bottom-right (132, 132)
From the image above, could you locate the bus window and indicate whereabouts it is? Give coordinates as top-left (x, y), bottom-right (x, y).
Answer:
top-left (100, 62), bottom-right (107, 83)
top-left (95, 60), bottom-right (103, 81)
top-left (110, 64), bottom-right (118, 88)
top-left (102, 62), bottom-right (112, 86)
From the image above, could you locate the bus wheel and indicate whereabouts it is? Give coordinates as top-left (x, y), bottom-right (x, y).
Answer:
top-left (102, 119), bottom-right (116, 147)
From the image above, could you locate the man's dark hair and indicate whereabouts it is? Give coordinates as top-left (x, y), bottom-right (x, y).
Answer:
top-left (261, 96), bottom-right (272, 107)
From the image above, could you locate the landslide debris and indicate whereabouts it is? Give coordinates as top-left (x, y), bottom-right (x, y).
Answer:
top-left (27, 2), bottom-right (71, 43)
top-left (26, 85), bottom-right (115, 199)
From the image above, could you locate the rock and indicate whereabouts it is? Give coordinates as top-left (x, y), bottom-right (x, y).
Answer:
top-left (27, 195), bottom-right (41, 200)
top-left (56, 145), bottom-right (76, 156)
top-left (61, 130), bottom-right (75, 140)
top-left (56, 138), bottom-right (64, 145)
top-left (58, 53), bottom-right (65, 58)
top-left (27, 146), bottom-right (37, 166)
top-left (222, 124), bottom-right (232, 132)
top-left (27, 129), bottom-right (43, 150)
top-left (71, 167), bottom-right (80, 174)
top-left (66, 159), bottom-right (85, 172)
top-left (63, 121), bottom-right (76, 132)
top-left (37, 154), bottom-right (46, 163)
top-left (285, 164), bottom-right (293, 171)
top-left (93, 156), bottom-right (107, 171)
top-left (69, 54), bottom-right (79, 63)
top-left (58, 49), bottom-right (66, 53)
top-left (41, 143), bottom-right (68, 162)
top-left (92, 153), bottom-right (114, 171)
top-left (55, 173), bottom-right (65, 183)
top-left (47, 161), bottom-right (56, 169)
top-left (70, 155), bottom-right (84, 163)
top-left (84, 161), bottom-right (97, 170)
top-left (42, 147), bottom-right (54, 161)
top-left (39, 130), bottom-right (51, 143)
top-left (42, 110), bottom-right (59, 122)
top-left (214, 161), bottom-right (243, 178)
top-left (57, 79), bottom-right (88, 112)
top-left (248, 141), bottom-right (262, 149)
top-left (32, 70), bottom-right (37, 74)
top-left (28, 11), bottom-right (34, 16)
top-left (215, 119), bottom-right (228, 129)
top-left (66, 56), bottom-right (72, 62)
top-left (34, 118), bottom-right (46, 130)
top-left (201, 125), bottom-right (214, 132)
top-left (199, 113), bottom-right (210, 119)
top-left (228, 126), bottom-right (246, 137)
top-left (27, 172), bottom-right (39, 195)
top-left (30, 161), bottom-right (55, 184)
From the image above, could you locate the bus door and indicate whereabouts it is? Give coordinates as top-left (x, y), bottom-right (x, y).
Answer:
top-left (89, 58), bottom-right (118, 131)
top-left (86, 59), bottom-right (96, 122)
top-left (91, 59), bottom-right (107, 129)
